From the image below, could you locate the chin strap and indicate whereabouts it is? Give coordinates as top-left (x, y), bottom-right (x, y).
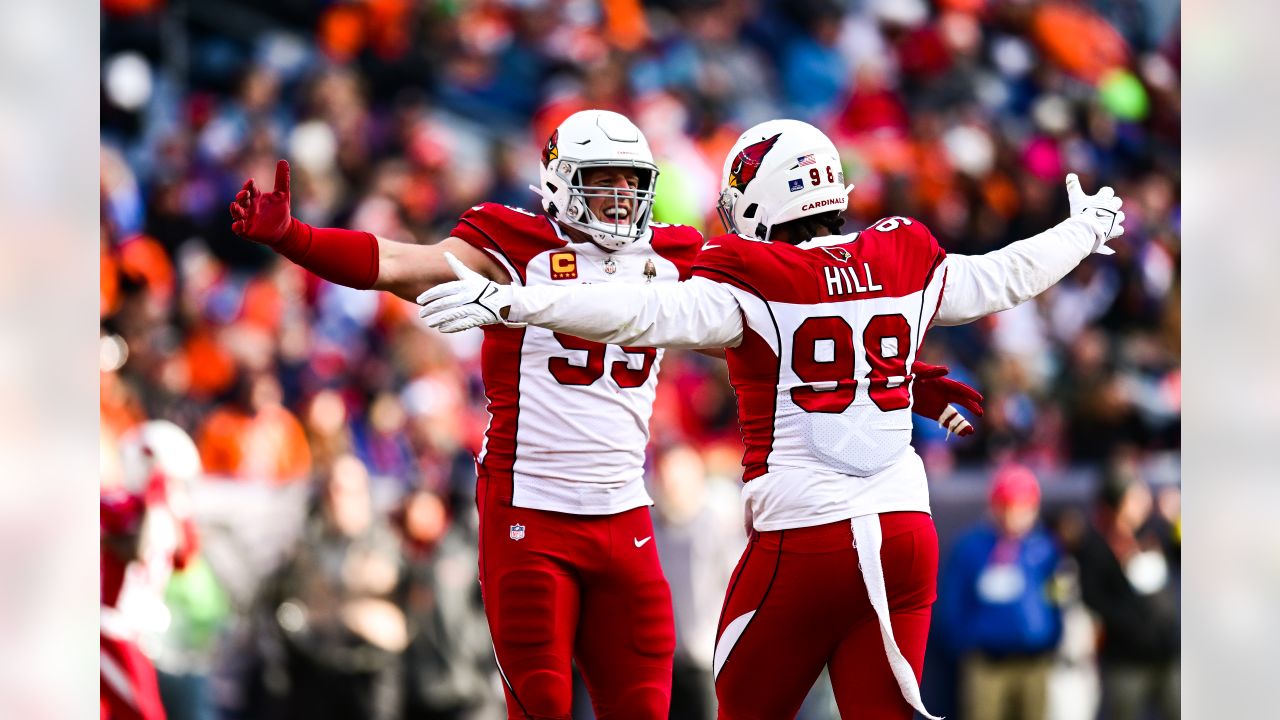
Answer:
top-left (528, 183), bottom-right (555, 218)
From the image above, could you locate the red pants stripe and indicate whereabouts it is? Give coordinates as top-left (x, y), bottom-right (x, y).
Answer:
top-left (477, 470), bottom-right (675, 720)
top-left (100, 634), bottom-right (166, 720)
top-left (713, 512), bottom-right (938, 720)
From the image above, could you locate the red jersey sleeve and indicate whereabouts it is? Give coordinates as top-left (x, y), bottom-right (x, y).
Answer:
top-left (450, 203), bottom-right (562, 285)
top-left (649, 223), bottom-right (704, 280)
top-left (691, 233), bottom-right (755, 292)
top-left (863, 216), bottom-right (947, 294)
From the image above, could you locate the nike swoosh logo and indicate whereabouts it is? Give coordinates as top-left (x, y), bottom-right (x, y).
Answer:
top-left (700, 242), bottom-right (720, 251)
top-left (634, 536), bottom-right (652, 548)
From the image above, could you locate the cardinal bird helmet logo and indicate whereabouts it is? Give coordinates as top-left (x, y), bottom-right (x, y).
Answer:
top-left (542, 129), bottom-right (559, 165)
top-left (727, 133), bottom-right (781, 193)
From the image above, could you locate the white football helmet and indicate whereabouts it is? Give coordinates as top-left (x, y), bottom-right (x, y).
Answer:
top-left (118, 420), bottom-right (203, 492)
top-left (717, 119), bottom-right (854, 241)
top-left (534, 110), bottom-right (659, 251)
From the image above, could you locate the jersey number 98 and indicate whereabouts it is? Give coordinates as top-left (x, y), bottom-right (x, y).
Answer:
top-left (789, 314), bottom-right (912, 413)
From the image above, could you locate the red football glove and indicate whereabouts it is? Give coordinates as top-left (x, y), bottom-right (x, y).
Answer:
top-left (227, 159), bottom-right (380, 289)
top-left (230, 159), bottom-right (294, 246)
top-left (911, 361), bottom-right (983, 438)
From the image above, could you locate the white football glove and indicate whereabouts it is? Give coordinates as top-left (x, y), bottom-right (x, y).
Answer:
top-left (417, 252), bottom-right (515, 333)
top-left (1065, 173), bottom-right (1125, 255)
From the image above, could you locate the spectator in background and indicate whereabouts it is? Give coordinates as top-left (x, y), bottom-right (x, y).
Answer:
top-left (777, 0), bottom-right (849, 121)
top-left (650, 445), bottom-right (744, 720)
top-left (196, 371), bottom-right (312, 483)
top-left (303, 388), bottom-right (355, 476)
top-left (1074, 458), bottom-right (1179, 720)
top-left (261, 455), bottom-right (407, 720)
top-left (937, 464), bottom-right (1063, 720)
top-left (395, 488), bottom-right (502, 720)
top-left (97, 1), bottom-right (1182, 717)
top-left (354, 391), bottom-right (421, 493)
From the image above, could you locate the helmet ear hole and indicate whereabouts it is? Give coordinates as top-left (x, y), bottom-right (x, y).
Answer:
top-left (743, 203), bottom-right (758, 219)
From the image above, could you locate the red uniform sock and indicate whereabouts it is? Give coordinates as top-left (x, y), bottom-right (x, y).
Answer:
top-left (274, 218), bottom-right (380, 290)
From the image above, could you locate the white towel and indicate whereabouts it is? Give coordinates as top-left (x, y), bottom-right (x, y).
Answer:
top-left (851, 514), bottom-right (942, 720)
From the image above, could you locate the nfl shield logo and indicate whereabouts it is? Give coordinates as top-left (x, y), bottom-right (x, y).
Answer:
top-left (788, 178), bottom-right (804, 192)
top-left (509, 523), bottom-right (526, 541)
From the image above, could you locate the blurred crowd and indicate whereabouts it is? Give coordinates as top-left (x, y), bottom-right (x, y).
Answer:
top-left (100, 0), bottom-right (1180, 718)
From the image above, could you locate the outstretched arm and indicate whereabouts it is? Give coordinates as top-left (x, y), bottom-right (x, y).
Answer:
top-left (509, 276), bottom-right (744, 348)
top-left (418, 254), bottom-right (745, 349)
top-left (934, 174), bottom-right (1124, 326)
top-left (374, 237), bottom-right (501, 302)
top-left (229, 160), bottom-right (503, 302)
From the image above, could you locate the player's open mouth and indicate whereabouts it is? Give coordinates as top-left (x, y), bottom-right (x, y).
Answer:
top-left (603, 206), bottom-right (631, 222)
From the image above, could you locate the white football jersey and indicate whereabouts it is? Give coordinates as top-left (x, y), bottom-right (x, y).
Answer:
top-left (502, 213), bottom-right (1107, 531)
top-left (689, 219), bottom-right (946, 530)
top-left (452, 203), bottom-right (702, 515)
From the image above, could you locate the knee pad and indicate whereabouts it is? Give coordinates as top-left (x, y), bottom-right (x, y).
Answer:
top-left (629, 580), bottom-right (676, 657)
top-left (607, 685), bottom-right (670, 720)
top-left (494, 571), bottom-right (573, 718)
top-left (512, 669), bottom-right (573, 719)
top-left (498, 570), bottom-right (558, 647)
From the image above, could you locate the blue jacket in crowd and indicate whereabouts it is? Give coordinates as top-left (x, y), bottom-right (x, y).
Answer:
top-left (937, 523), bottom-right (1063, 657)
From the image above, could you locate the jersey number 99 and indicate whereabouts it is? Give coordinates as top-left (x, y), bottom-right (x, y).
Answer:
top-left (549, 333), bottom-right (657, 389)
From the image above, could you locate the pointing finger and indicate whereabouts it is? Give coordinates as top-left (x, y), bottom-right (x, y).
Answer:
top-left (274, 159), bottom-right (291, 194)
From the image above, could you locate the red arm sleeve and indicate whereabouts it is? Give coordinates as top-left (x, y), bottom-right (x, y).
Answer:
top-left (274, 219), bottom-right (381, 290)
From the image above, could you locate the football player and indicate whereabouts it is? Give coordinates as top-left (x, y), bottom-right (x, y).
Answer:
top-left (229, 110), bottom-right (982, 720)
top-left (417, 119), bottom-right (1124, 720)
top-left (102, 421), bottom-right (202, 720)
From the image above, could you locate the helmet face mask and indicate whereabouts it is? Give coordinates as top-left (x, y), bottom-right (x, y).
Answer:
top-left (716, 188), bottom-right (738, 235)
top-left (560, 160), bottom-right (657, 245)
top-left (537, 111), bottom-right (660, 251)
top-left (717, 186), bottom-right (755, 238)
